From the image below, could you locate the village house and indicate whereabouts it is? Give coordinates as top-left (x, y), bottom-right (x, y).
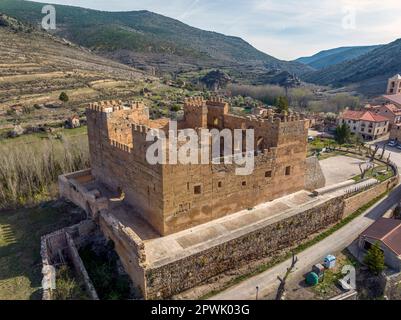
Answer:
top-left (365, 103), bottom-right (401, 128)
top-left (358, 218), bottom-right (401, 271)
top-left (64, 115), bottom-right (81, 129)
top-left (338, 110), bottom-right (389, 141)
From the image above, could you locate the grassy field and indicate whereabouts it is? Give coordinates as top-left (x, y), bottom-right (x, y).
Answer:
top-left (0, 201), bottom-right (85, 300)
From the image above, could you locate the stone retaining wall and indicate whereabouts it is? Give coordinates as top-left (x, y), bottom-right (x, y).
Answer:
top-left (144, 196), bottom-right (344, 299)
top-left (343, 176), bottom-right (398, 218)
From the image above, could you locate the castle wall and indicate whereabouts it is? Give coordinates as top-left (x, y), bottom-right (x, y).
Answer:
top-left (162, 115), bottom-right (309, 235)
top-left (305, 156), bottom-right (326, 190)
top-left (144, 196), bottom-right (345, 299)
top-left (85, 99), bottom-right (309, 236)
top-left (98, 212), bottom-right (147, 295)
top-left (86, 105), bottom-right (166, 235)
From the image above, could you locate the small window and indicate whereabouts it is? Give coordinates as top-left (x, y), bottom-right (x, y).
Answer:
top-left (265, 170), bottom-right (272, 178)
top-left (242, 181), bottom-right (247, 186)
top-left (285, 166), bottom-right (291, 176)
top-left (218, 181), bottom-right (222, 188)
top-left (194, 185), bottom-right (202, 195)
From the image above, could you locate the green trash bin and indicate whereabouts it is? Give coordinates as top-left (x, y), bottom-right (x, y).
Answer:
top-left (306, 272), bottom-right (319, 286)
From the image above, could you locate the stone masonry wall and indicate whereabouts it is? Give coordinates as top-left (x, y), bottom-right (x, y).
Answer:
top-left (304, 156), bottom-right (326, 191)
top-left (343, 176), bottom-right (398, 218)
top-left (40, 220), bottom-right (99, 300)
top-left (86, 99), bottom-right (310, 236)
top-left (144, 196), bottom-right (344, 299)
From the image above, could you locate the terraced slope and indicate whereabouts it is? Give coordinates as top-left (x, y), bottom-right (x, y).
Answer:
top-left (0, 14), bottom-right (152, 129)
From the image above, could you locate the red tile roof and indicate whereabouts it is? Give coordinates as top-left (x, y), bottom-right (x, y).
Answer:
top-left (361, 218), bottom-right (401, 256)
top-left (341, 110), bottom-right (388, 123)
top-left (383, 94), bottom-right (401, 106)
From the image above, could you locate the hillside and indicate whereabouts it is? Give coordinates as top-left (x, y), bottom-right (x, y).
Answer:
top-left (303, 38), bottom-right (401, 96)
top-left (0, 0), bottom-right (311, 83)
top-left (296, 46), bottom-right (381, 70)
top-left (0, 13), bottom-right (157, 130)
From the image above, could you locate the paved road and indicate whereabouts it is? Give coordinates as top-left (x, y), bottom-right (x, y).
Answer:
top-left (212, 183), bottom-right (401, 300)
top-left (375, 141), bottom-right (401, 170)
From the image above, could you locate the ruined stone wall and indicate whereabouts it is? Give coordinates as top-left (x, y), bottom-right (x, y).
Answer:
top-left (40, 220), bottom-right (99, 300)
top-left (305, 156), bottom-right (326, 191)
top-left (144, 196), bottom-right (344, 299)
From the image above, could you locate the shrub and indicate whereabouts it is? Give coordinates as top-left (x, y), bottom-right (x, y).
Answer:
top-left (59, 92), bottom-right (69, 103)
top-left (364, 242), bottom-right (385, 275)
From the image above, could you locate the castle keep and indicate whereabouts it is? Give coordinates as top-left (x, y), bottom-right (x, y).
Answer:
top-left (85, 98), bottom-right (309, 236)
top-left (59, 97), bottom-right (342, 299)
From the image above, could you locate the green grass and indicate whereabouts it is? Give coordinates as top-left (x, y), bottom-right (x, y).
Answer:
top-left (0, 126), bottom-right (87, 146)
top-left (311, 250), bottom-right (360, 299)
top-left (353, 165), bottom-right (394, 183)
top-left (0, 202), bottom-right (85, 300)
top-left (52, 265), bottom-right (89, 300)
top-left (201, 190), bottom-right (390, 300)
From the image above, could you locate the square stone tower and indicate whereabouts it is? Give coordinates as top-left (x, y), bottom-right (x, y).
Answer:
top-left (387, 74), bottom-right (401, 95)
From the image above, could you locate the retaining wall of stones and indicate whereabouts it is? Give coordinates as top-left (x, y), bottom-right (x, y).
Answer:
top-left (144, 196), bottom-right (344, 299)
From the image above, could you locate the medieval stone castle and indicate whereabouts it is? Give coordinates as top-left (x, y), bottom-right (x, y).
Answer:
top-left (85, 98), bottom-right (309, 235)
top-left (60, 97), bottom-right (336, 299)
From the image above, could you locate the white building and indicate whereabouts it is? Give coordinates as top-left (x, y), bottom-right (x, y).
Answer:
top-left (338, 110), bottom-right (389, 141)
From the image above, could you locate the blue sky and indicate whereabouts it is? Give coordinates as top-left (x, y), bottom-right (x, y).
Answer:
top-left (31, 0), bottom-right (401, 60)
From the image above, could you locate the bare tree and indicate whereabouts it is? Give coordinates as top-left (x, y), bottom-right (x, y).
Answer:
top-left (359, 161), bottom-right (372, 180)
top-left (370, 145), bottom-right (380, 161)
top-left (276, 253), bottom-right (298, 300)
top-left (380, 145), bottom-right (386, 160)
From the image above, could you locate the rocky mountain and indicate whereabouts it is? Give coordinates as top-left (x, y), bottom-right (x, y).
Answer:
top-left (302, 39), bottom-right (401, 96)
top-left (296, 45), bottom-right (381, 70)
top-left (0, 0), bottom-right (311, 83)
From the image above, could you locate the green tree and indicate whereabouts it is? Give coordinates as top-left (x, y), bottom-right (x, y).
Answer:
top-left (364, 242), bottom-right (385, 275)
top-left (335, 123), bottom-right (351, 145)
top-left (275, 96), bottom-right (289, 113)
top-left (59, 92), bottom-right (69, 103)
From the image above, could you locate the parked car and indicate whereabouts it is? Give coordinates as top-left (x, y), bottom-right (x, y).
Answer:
top-left (388, 140), bottom-right (397, 147)
top-left (396, 144), bottom-right (401, 150)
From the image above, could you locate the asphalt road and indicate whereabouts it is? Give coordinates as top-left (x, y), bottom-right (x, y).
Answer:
top-left (212, 174), bottom-right (401, 301)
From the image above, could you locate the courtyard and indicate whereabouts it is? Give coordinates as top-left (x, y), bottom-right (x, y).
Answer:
top-left (319, 155), bottom-right (368, 186)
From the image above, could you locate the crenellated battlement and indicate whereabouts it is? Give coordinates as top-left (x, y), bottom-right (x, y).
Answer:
top-left (87, 100), bottom-right (146, 113)
top-left (206, 96), bottom-right (229, 109)
top-left (184, 96), bottom-right (206, 107)
top-left (109, 139), bottom-right (133, 153)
